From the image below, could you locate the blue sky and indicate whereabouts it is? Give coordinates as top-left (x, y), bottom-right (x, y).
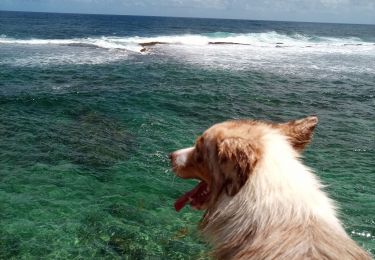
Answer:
top-left (1, 0), bottom-right (374, 24)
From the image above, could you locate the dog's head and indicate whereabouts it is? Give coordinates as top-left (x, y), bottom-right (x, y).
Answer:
top-left (170, 116), bottom-right (318, 212)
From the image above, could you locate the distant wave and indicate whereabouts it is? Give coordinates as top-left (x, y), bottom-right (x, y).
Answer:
top-left (0, 31), bottom-right (373, 53)
top-left (0, 37), bottom-right (142, 52)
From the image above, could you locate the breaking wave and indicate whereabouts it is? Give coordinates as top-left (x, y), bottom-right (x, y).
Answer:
top-left (0, 31), bottom-right (373, 53)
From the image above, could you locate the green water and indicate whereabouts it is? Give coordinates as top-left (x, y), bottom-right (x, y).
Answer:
top-left (0, 58), bottom-right (374, 259)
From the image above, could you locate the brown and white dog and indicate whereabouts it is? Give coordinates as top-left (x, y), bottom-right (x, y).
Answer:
top-left (170, 116), bottom-right (371, 260)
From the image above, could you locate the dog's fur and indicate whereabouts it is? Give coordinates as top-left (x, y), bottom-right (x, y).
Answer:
top-left (170, 116), bottom-right (371, 260)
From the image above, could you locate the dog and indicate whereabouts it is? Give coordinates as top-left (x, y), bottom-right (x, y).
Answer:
top-left (170, 116), bottom-right (371, 260)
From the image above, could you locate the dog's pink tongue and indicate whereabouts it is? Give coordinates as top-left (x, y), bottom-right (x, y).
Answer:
top-left (174, 194), bottom-right (190, 212)
top-left (174, 181), bottom-right (207, 212)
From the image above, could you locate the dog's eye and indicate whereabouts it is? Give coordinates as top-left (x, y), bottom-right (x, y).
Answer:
top-left (195, 149), bottom-right (204, 163)
top-left (196, 152), bottom-right (203, 163)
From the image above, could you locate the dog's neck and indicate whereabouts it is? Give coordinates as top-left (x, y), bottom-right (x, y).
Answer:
top-left (201, 131), bottom-right (347, 259)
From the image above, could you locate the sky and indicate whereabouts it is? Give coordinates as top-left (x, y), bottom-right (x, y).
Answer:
top-left (0, 0), bottom-right (374, 24)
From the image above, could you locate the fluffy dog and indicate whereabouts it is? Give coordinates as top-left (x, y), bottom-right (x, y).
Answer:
top-left (170, 116), bottom-right (371, 260)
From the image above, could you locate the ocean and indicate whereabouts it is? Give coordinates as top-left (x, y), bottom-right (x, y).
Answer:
top-left (0, 10), bottom-right (374, 259)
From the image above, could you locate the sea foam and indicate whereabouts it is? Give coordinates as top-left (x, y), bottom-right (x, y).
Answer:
top-left (1, 32), bottom-right (374, 73)
top-left (0, 31), bottom-right (373, 53)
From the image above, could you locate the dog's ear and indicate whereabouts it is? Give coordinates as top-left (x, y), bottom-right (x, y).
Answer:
top-left (218, 137), bottom-right (258, 196)
top-left (277, 116), bottom-right (318, 152)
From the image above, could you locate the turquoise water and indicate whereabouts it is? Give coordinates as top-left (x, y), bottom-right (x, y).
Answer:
top-left (0, 11), bottom-right (374, 259)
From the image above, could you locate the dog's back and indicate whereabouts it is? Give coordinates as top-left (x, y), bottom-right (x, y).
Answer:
top-left (224, 218), bottom-right (370, 260)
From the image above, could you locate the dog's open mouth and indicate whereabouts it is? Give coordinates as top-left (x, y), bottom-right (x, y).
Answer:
top-left (174, 181), bottom-right (210, 212)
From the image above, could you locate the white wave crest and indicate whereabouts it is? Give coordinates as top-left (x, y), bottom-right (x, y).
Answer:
top-left (1, 32), bottom-right (374, 73)
top-left (0, 31), bottom-right (372, 53)
top-left (0, 37), bottom-right (142, 52)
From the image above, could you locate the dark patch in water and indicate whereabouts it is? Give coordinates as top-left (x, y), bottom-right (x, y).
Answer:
top-left (139, 41), bottom-right (167, 52)
top-left (209, 41), bottom-right (251, 45)
top-left (0, 232), bottom-right (21, 259)
top-left (107, 203), bottom-right (139, 219)
top-left (343, 43), bottom-right (363, 46)
top-left (139, 41), bottom-right (166, 47)
top-left (61, 109), bottom-right (135, 172)
top-left (0, 96), bottom-right (135, 177)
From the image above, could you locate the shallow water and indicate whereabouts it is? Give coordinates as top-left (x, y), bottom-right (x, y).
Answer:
top-left (0, 11), bottom-right (374, 258)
